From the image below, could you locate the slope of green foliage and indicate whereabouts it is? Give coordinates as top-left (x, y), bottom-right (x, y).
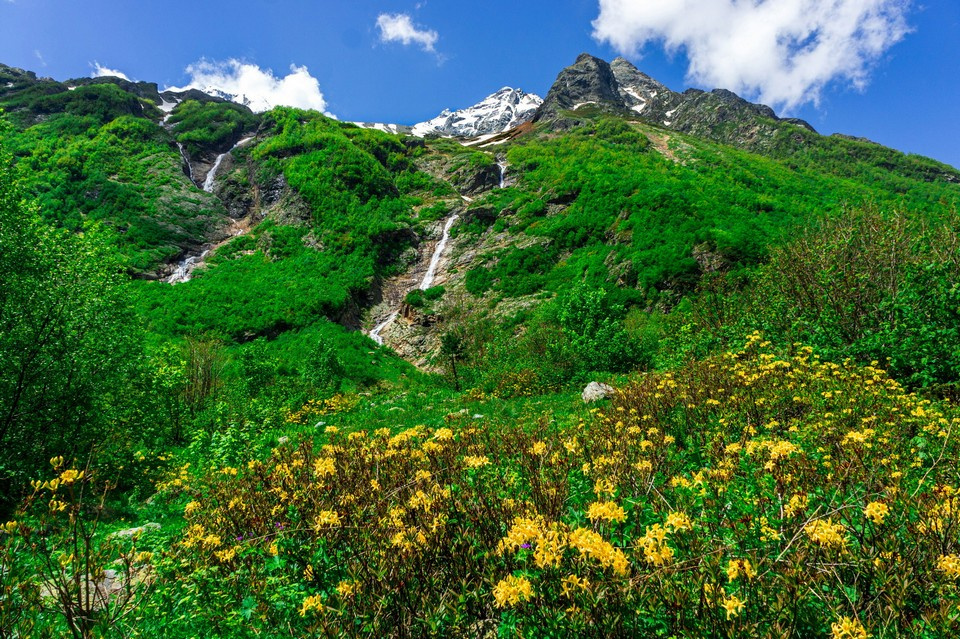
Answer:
top-left (0, 79), bottom-right (231, 271)
top-left (462, 119), bottom-right (960, 305)
top-left (168, 99), bottom-right (259, 155)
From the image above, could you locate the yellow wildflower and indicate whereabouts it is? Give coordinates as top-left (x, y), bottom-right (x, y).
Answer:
top-left (315, 510), bottom-right (341, 528)
top-left (937, 554), bottom-right (960, 579)
top-left (863, 501), bottom-right (889, 525)
top-left (463, 455), bottom-right (491, 468)
top-left (639, 524), bottom-right (674, 566)
top-left (336, 580), bottom-right (358, 598)
top-left (804, 519), bottom-right (847, 549)
top-left (58, 469), bottom-right (84, 485)
top-left (593, 478), bottom-right (616, 496)
top-left (214, 548), bottom-right (236, 562)
top-left (300, 594), bottom-right (324, 616)
top-left (785, 494), bottom-right (807, 517)
top-left (586, 501), bottom-right (627, 523)
top-left (569, 527), bottom-right (630, 575)
top-left (721, 594), bottom-right (745, 620)
top-left (830, 616), bottom-right (868, 639)
top-left (726, 559), bottom-right (757, 581)
top-left (534, 527), bottom-right (568, 569)
top-left (313, 457), bottom-right (336, 478)
top-left (529, 441), bottom-right (547, 456)
top-left (665, 511), bottom-right (692, 532)
top-left (492, 575), bottom-right (534, 608)
top-left (499, 516), bottom-right (543, 553)
top-left (560, 574), bottom-right (590, 597)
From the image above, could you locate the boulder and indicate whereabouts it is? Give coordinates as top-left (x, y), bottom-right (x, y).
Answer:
top-left (582, 381), bottom-right (614, 403)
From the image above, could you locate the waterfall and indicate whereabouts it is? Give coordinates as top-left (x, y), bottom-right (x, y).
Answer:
top-left (419, 214), bottom-right (459, 291)
top-left (165, 250), bottom-right (209, 284)
top-left (497, 159), bottom-right (507, 188)
top-left (368, 311), bottom-right (399, 346)
top-left (203, 137), bottom-right (254, 193)
top-left (177, 143), bottom-right (195, 184)
top-left (367, 214), bottom-right (459, 345)
top-left (203, 152), bottom-right (227, 192)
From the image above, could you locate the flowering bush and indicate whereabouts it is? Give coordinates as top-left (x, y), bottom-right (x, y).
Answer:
top-left (138, 337), bottom-right (960, 636)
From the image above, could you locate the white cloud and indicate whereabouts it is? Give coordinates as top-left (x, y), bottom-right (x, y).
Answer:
top-left (592, 0), bottom-right (911, 111)
top-left (165, 59), bottom-right (332, 115)
top-left (376, 13), bottom-right (439, 52)
top-left (91, 62), bottom-right (130, 81)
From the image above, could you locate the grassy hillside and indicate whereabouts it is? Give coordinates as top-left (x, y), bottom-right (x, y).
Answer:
top-left (2, 65), bottom-right (960, 638)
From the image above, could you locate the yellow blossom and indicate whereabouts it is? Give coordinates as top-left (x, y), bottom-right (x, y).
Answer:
top-left (785, 494), bottom-right (808, 517)
top-left (58, 469), bottom-right (84, 485)
top-left (863, 501), bottom-right (889, 525)
top-left (463, 455), bottom-right (491, 468)
top-left (722, 594), bottom-right (745, 620)
top-left (561, 574), bottom-right (590, 597)
top-left (315, 510), bottom-right (341, 528)
top-left (937, 554), bottom-right (960, 579)
top-left (529, 441), bottom-right (547, 456)
top-left (665, 511), bottom-right (692, 532)
top-left (534, 527), bottom-right (568, 569)
top-left (336, 580), bottom-right (358, 597)
top-left (300, 594), bottom-right (324, 616)
top-left (593, 478), bottom-right (616, 496)
top-left (569, 527), bottom-right (630, 575)
top-left (830, 616), bottom-right (868, 639)
top-left (313, 457), bottom-right (336, 478)
top-left (804, 518), bottom-right (847, 549)
top-left (726, 559), bottom-right (757, 582)
top-left (214, 548), bottom-right (236, 562)
top-left (586, 501), bottom-right (627, 523)
top-left (499, 516), bottom-right (543, 553)
top-left (492, 575), bottom-right (534, 607)
top-left (639, 524), bottom-right (674, 566)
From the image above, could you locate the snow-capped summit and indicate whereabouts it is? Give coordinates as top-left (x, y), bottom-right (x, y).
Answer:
top-left (411, 87), bottom-right (543, 138)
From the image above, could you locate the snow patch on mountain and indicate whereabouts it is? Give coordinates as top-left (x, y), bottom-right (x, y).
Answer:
top-left (411, 88), bottom-right (542, 138)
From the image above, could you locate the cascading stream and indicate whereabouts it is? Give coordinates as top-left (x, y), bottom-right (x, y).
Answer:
top-left (165, 250), bottom-right (209, 284)
top-left (177, 142), bottom-right (194, 183)
top-left (203, 137), bottom-right (254, 193)
top-left (368, 214), bottom-right (459, 345)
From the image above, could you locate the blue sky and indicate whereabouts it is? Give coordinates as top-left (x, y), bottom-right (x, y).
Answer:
top-left (2, 0), bottom-right (958, 168)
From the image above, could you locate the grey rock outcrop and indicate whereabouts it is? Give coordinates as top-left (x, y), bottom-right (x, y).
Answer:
top-left (582, 381), bottom-right (615, 403)
top-left (533, 53), bottom-right (818, 154)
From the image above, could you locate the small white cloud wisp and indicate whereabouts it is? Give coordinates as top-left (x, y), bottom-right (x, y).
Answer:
top-left (592, 0), bottom-right (912, 111)
top-left (376, 13), bottom-right (439, 53)
top-left (166, 59), bottom-right (332, 115)
top-left (91, 63), bottom-right (130, 80)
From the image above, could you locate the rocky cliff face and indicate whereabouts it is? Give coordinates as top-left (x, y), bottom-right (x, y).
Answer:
top-left (534, 53), bottom-right (817, 153)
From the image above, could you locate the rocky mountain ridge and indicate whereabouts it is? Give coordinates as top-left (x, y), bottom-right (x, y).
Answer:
top-left (535, 53), bottom-right (817, 154)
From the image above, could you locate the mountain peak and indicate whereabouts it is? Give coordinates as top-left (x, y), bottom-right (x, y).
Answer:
top-left (534, 53), bottom-right (817, 151)
top-left (534, 53), bottom-right (622, 121)
top-left (410, 87), bottom-right (543, 138)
